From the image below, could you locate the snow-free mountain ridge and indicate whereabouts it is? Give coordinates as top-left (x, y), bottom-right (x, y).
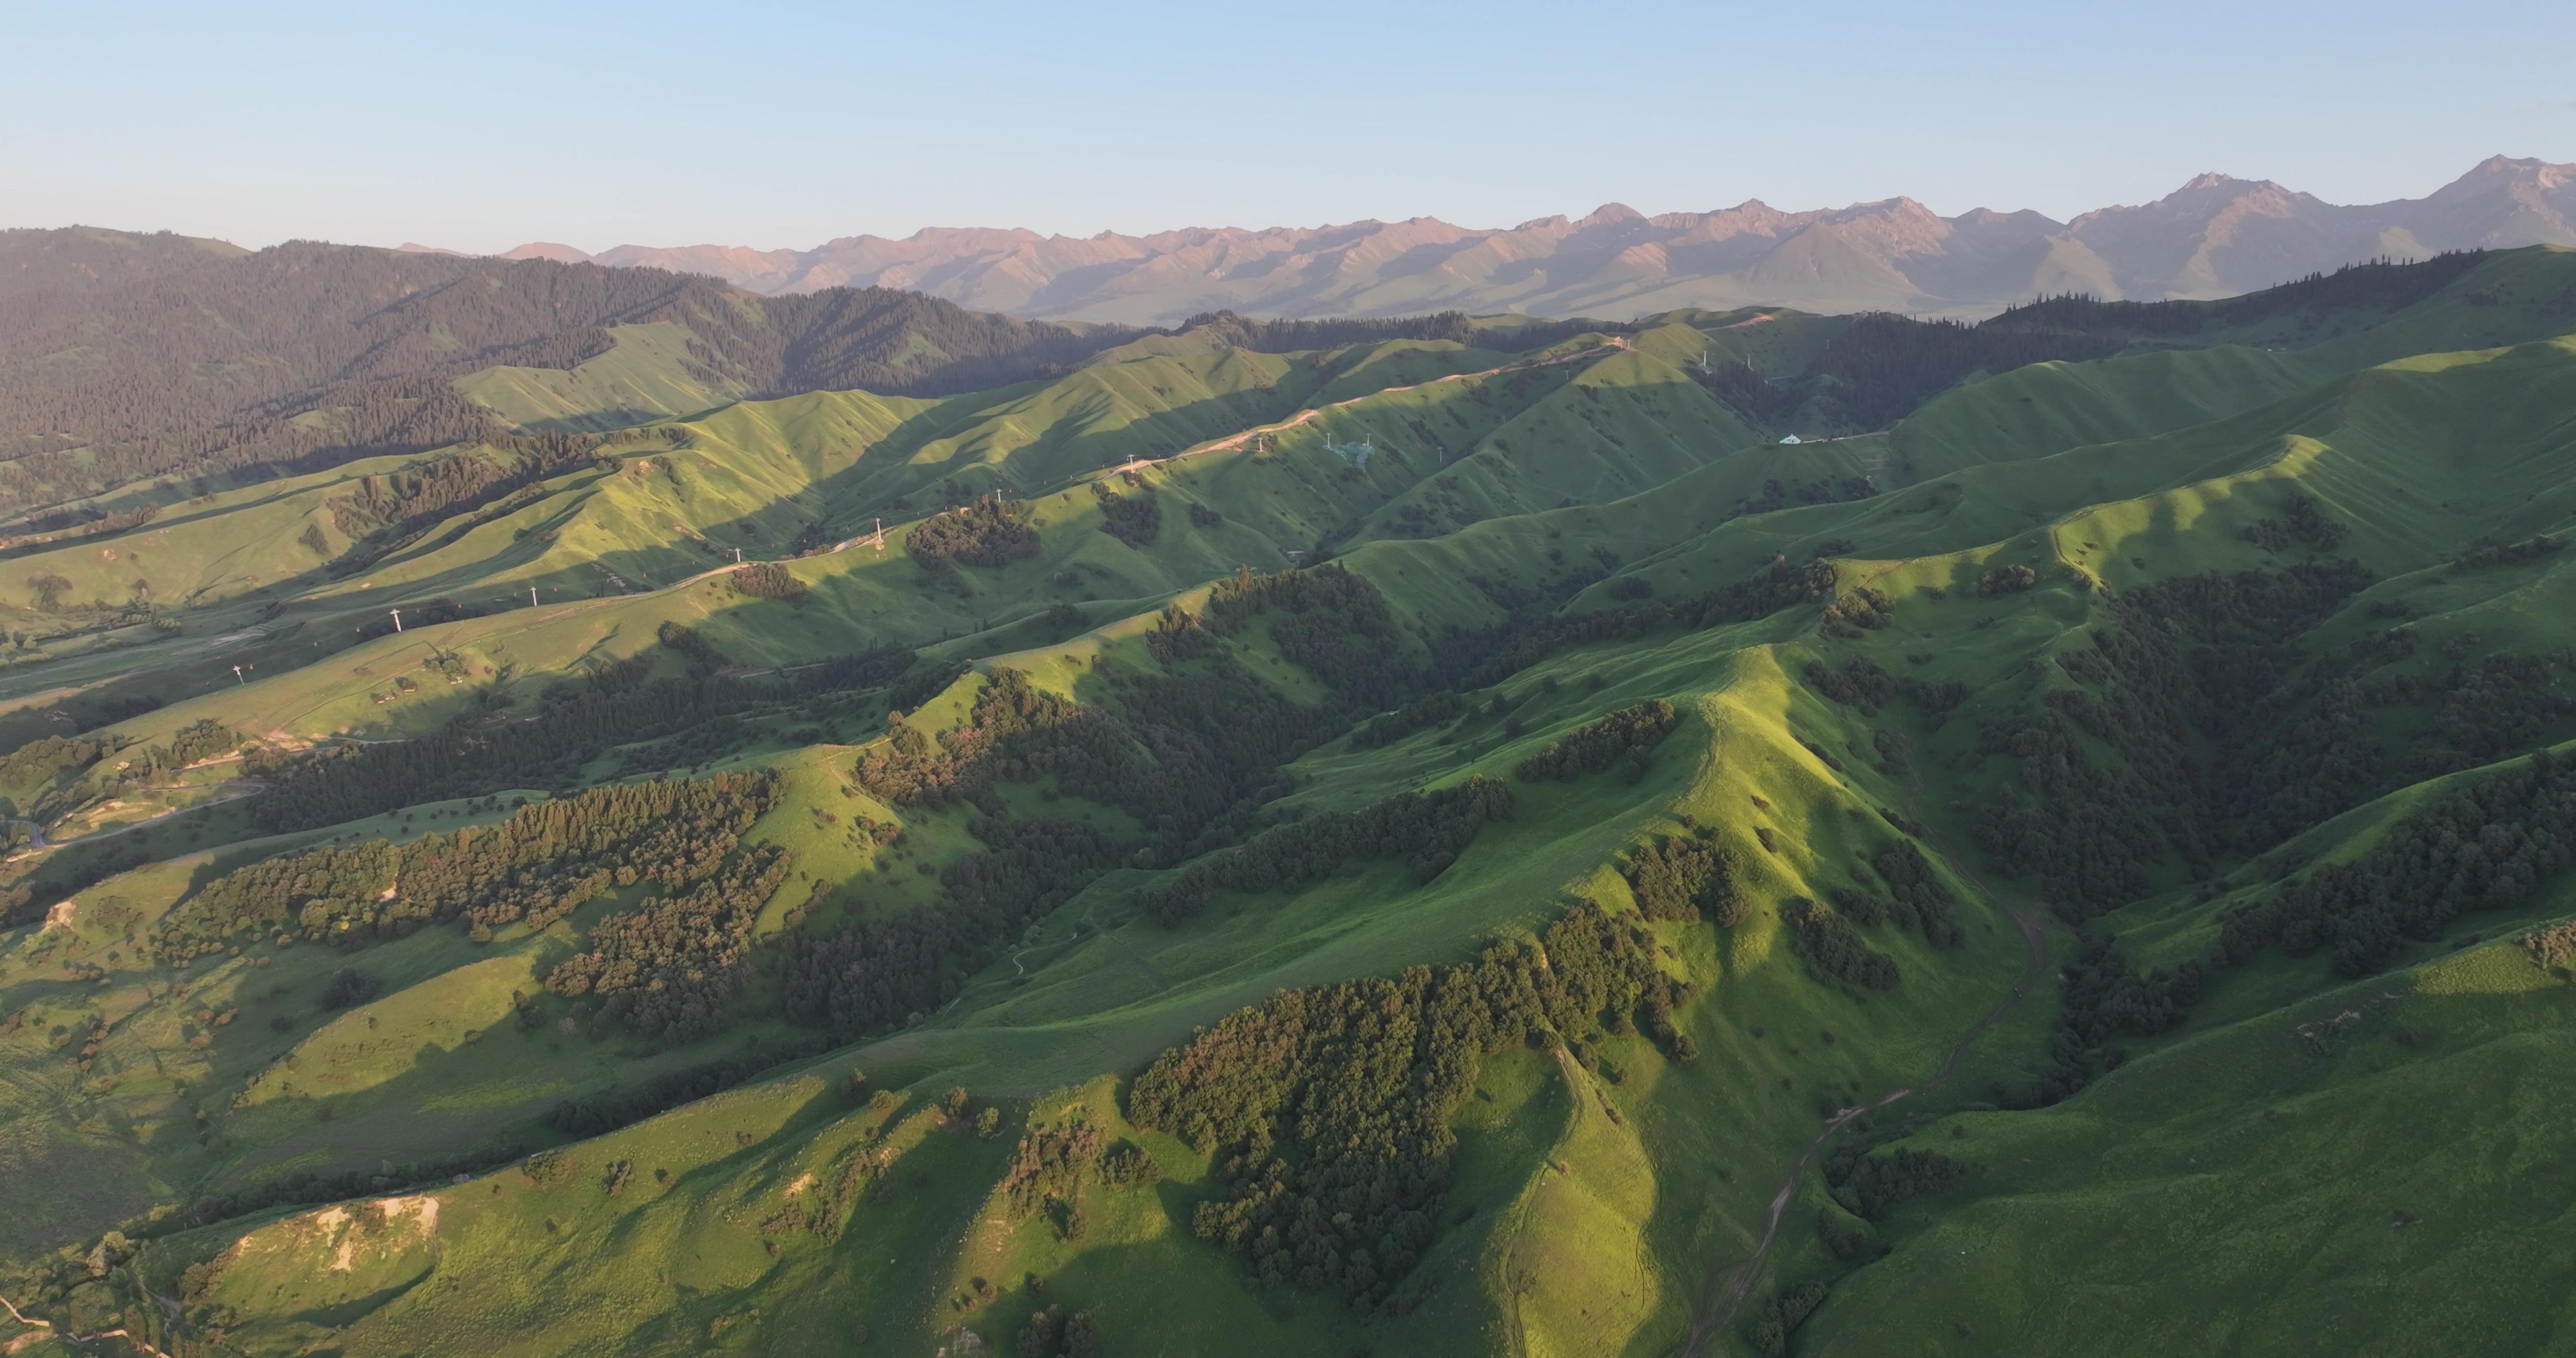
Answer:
top-left (490, 155), bottom-right (2576, 323)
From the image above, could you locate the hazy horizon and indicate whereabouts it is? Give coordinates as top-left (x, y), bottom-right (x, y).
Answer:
top-left (11, 0), bottom-right (2574, 256)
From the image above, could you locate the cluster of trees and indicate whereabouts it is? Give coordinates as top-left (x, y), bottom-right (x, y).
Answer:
top-left (1817, 587), bottom-right (1895, 638)
top-left (1985, 252), bottom-right (2488, 338)
top-left (2240, 492), bottom-right (2349, 553)
top-left (779, 811), bottom-right (1122, 1041)
top-left (2007, 931), bottom-right (2204, 1106)
top-left (1691, 358), bottom-right (1801, 423)
top-left (1621, 832), bottom-right (1745, 924)
top-left (1804, 312), bottom-right (2121, 429)
top-left (1822, 1143), bottom-right (1968, 1219)
top-left (1974, 562), bottom-right (2377, 917)
top-left (727, 561), bottom-right (806, 602)
top-left (1780, 898), bottom-right (1901, 990)
top-left (325, 433), bottom-right (622, 575)
top-left (906, 496), bottom-right (1039, 569)
top-left (1129, 900), bottom-right (1686, 1312)
top-left (251, 641), bottom-right (910, 830)
top-left (1201, 564), bottom-right (1416, 711)
top-left (155, 771), bottom-right (782, 960)
top-left (2523, 921), bottom-right (2576, 972)
top-left (1746, 1281), bottom-right (1831, 1358)
top-left (1866, 842), bottom-right (1966, 947)
top-left (2374, 651), bottom-right (2576, 781)
top-left (1806, 656), bottom-right (1897, 713)
top-left (0, 731), bottom-right (119, 804)
top-left (2218, 747), bottom-right (2576, 975)
top-left (1513, 700), bottom-right (1677, 783)
top-left (318, 968), bottom-right (382, 1010)
top-left (1136, 776), bottom-right (1515, 925)
top-left (2452, 533), bottom-right (2564, 571)
top-left (1977, 564), bottom-right (2038, 596)
top-left (1469, 556), bottom-right (1841, 687)
top-left (1146, 603), bottom-right (1220, 665)
top-left (0, 501), bottom-right (160, 562)
top-left (1015, 1305), bottom-right (1101, 1358)
top-left (1000, 1122), bottom-right (1104, 1218)
top-left (544, 843), bottom-right (791, 1043)
top-left (1092, 482), bottom-right (1161, 547)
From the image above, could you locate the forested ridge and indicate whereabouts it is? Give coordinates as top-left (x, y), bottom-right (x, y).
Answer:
top-left (1130, 900), bottom-right (1692, 1312)
top-left (154, 771), bottom-right (783, 960)
top-left (0, 240), bottom-right (1145, 510)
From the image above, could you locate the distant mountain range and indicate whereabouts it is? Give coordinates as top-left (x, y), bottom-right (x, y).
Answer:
top-left (464, 156), bottom-right (2576, 324)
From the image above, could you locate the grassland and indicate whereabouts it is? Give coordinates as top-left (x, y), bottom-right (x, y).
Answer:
top-left (3, 249), bottom-right (2575, 1356)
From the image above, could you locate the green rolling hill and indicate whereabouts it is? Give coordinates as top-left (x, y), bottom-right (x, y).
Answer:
top-left (2, 246), bottom-right (2575, 1358)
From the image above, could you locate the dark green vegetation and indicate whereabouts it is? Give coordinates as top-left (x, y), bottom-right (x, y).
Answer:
top-left (4, 240), bottom-right (2576, 1358)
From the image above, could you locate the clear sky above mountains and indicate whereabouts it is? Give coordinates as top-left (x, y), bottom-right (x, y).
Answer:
top-left (11, 0), bottom-right (2573, 253)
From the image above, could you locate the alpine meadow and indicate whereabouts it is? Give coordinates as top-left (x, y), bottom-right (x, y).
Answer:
top-left (6, 179), bottom-right (2576, 1358)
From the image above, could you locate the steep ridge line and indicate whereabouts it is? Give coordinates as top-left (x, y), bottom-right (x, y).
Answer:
top-left (1096, 334), bottom-right (1633, 478)
top-left (273, 338), bottom-right (1639, 661)
top-left (1677, 730), bottom-right (2050, 1356)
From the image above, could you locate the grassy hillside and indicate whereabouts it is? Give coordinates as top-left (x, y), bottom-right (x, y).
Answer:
top-left (4, 251), bottom-right (2576, 1357)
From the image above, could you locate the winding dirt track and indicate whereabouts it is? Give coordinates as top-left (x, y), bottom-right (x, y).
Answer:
top-left (1675, 727), bottom-right (2051, 1356)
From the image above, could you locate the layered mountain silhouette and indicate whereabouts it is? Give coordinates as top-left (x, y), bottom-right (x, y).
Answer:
top-left (498, 156), bottom-right (2576, 323)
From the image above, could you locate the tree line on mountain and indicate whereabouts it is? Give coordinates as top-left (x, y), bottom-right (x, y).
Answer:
top-left (1973, 560), bottom-right (2377, 918)
top-left (906, 496), bottom-right (1041, 572)
top-left (1136, 776), bottom-right (1516, 925)
top-left (1822, 1142), bottom-right (1969, 1220)
top-left (154, 771), bottom-right (781, 961)
top-left (248, 640), bottom-right (912, 830)
top-left (806, 627), bottom-right (1385, 1037)
top-left (1780, 897), bottom-right (1901, 990)
top-left (1128, 899), bottom-right (1687, 1312)
top-left (727, 561), bottom-right (807, 602)
top-left (1092, 481), bottom-right (1161, 547)
top-left (1467, 556), bottom-right (1841, 687)
top-left (1621, 831), bottom-right (1746, 924)
top-left (1985, 251), bottom-right (2488, 338)
top-left (1200, 563), bottom-right (1418, 711)
top-left (2239, 491), bottom-right (2350, 554)
top-left (1513, 699), bottom-right (1678, 783)
top-left (2006, 929), bottom-right (2205, 1106)
top-left (2451, 533), bottom-right (2563, 572)
top-left (1801, 313), bottom-right (2123, 430)
top-left (544, 843), bottom-right (791, 1044)
top-left (0, 242), bottom-right (1163, 513)
top-left (324, 432), bottom-right (640, 575)
top-left (1821, 842), bottom-right (1967, 948)
top-left (779, 814), bottom-right (1121, 1040)
top-left (2218, 745), bottom-right (2576, 975)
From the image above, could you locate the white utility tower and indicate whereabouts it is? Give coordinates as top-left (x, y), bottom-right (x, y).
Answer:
top-left (390, 609), bottom-right (403, 633)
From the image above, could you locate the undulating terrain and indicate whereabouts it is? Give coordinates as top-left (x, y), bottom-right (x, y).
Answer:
top-left (1, 230), bottom-right (2573, 1358)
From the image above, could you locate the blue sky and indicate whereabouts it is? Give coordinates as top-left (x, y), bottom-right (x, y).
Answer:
top-left (10, 0), bottom-right (2572, 252)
